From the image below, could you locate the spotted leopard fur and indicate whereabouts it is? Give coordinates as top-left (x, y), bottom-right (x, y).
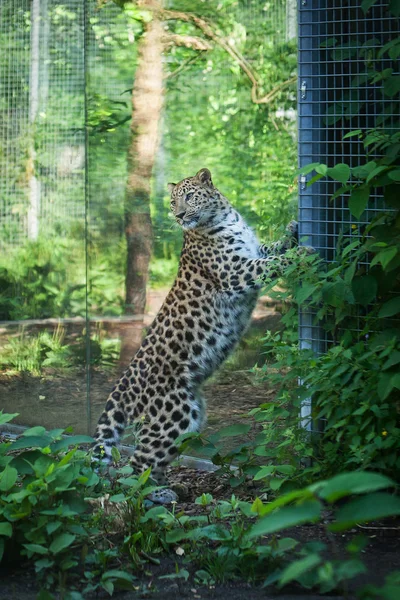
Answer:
top-left (93, 168), bottom-right (303, 495)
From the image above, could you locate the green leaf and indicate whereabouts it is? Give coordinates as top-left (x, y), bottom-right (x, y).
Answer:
top-left (378, 374), bottom-right (394, 400)
top-left (8, 435), bottom-right (53, 451)
top-left (389, 0), bottom-right (400, 16)
top-left (370, 247), bottom-right (398, 270)
top-left (361, 0), bottom-right (378, 12)
top-left (0, 522), bottom-right (12, 537)
top-left (318, 472), bottom-right (394, 503)
top-left (378, 38), bottom-right (400, 59)
top-left (315, 164), bottom-right (328, 176)
top-left (379, 297), bottom-right (400, 318)
top-left (0, 465), bottom-right (18, 491)
top-left (197, 524), bottom-right (230, 541)
top-left (50, 435), bottom-right (93, 452)
top-left (102, 570), bottom-right (136, 583)
top-left (391, 372), bottom-right (400, 390)
top-left (111, 446), bottom-right (121, 462)
top-left (296, 162), bottom-right (322, 176)
top-left (251, 497), bottom-right (265, 515)
top-left (22, 426), bottom-right (47, 437)
top-left (259, 489), bottom-right (315, 516)
top-left (49, 533), bottom-right (76, 554)
top-left (352, 275), bottom-right (377, 306)
top-left (195, 493), bottom-right (213, 505)
top-left (322, 279), bottom-right (352, 308)
top-left (0, 412), bottom-right (19, 425)
top-left (23, 543), bottom-right (49, 555)
top-left (275, 465), bottom-right (296, 475)
top-left (330, 492), bottom-right (400, 531)
top-left (352, 161), bottom-right (377, 179)
top-left (46, 521), bottom-right (62, 535)
top-left (210, 424), bottom-right (251, 439)
top-left (101, 580), bottom-right (114, 596)
top-left (384, 75), bottom-right (400, 98)
top-left (295, 283), bottom-right (317, 304)
top-left (348, 187), bottom-right (369, 219)
top-left (165, 528), bottom-right (196, 544)
top-left (159, 569), bottom-right (190, 581)
top-left (248, 500), bottom-right (321, 538)
top-left (327, 163), bottom-right (351, 184)
top-left (383, 351), bottom-right (400, 370)
top-left (388, 169), bottom-right (400, 181)
top-left (366, 166), bottom-right (389, 183)
top-left (254, 465), bottom-right (275, 481)
top-left (109, 494), bottom-right (127, 503)
top-left (279, 553), bottom-right (322, 587)
top-left (342, 129), bottom-right (362, 139)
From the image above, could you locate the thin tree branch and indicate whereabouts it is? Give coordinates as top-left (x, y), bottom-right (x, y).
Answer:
top-left (159, 8), bottom-right (297, 105)
top-left (162, 33), bottom-right (212, 51)
top-left (254, 75), bottom-right (298, 105)
top-left (164, 51), bottom-right (206, 81)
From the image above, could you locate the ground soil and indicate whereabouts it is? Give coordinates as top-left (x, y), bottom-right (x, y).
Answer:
top-left (0, 292), bottom-right (281, 447)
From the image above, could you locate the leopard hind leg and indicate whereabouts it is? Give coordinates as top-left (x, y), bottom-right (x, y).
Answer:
top-left (92, 387), bottom-right (138, 463)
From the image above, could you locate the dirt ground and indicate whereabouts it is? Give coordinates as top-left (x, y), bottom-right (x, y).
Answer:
top-left (0, 293), bottom-right (281, 445)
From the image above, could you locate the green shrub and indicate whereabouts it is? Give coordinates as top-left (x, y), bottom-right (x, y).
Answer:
top-left (0, 413), bottom-right (158, 596)
top-left (1, 413), bottom-right (400, 598)
top-left (251, 126), bottom-right (400, 484)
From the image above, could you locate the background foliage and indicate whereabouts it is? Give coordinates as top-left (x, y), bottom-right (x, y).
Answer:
top-left (0, 0), bottom-right (297, 320)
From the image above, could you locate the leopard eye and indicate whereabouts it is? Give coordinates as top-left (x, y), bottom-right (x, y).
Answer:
top-left (170, 200), bottom-right (176, 208)
top-left (185, 192), bottom-right (194, 201)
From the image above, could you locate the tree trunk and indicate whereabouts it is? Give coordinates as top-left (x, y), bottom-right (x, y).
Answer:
top-left (120, 1), bottom-right (164, 364)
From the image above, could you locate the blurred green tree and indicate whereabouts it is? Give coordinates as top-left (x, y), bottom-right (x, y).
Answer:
top-left (104, 0), bottom-right (297, 357)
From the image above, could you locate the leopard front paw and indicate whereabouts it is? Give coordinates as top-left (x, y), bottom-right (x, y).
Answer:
top-left (147, 488), bottom-right (179, 505)
top-left (297, 245), bottom-right (316, 256)
top-left (286, 220), bottom-right (298, 239)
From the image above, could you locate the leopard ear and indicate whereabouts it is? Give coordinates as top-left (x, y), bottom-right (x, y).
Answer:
top-left (195, 168), bottom-right (213, 186)
top-left (167, 183), bottom-right (176, 193)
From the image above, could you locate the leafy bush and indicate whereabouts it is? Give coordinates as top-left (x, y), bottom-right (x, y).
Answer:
top-left (0, 327), bottom-right (73, 374)
top-left (0, 325), bottom-right (121, 375)
top-left (0, 237), bottom-right (127, 321)
top-left (242, 123), bottom-right (400, 485)
top-left (0, 239), bottom-right (86, 320)
top-left (161, 468), bottom-right (400, 594)
top-left (1, 412), bottom-right (400, 598)
top-left (0, 412), bottom-right (96, 591)
top-left (0, 413), bottom-right (159, 597)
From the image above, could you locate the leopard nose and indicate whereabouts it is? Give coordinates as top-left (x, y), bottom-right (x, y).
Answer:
top-left (176, 211), bottom-right (186, 219)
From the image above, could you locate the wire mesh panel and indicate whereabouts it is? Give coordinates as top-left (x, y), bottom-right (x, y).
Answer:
top-left (0, 0), bottom-right (85, 248)
top-left (0, 1), bottom-right (88, 435)
top-left (298, 0), bottom-right (400, 354)
top-left (0, 1), bottom-right (31, 245)
top-left (0, 0), bottom-right (301, 448)
top-left (35, 0), bottom-right (85, 234)
top-left (85, 0), bottom-right (300, 446)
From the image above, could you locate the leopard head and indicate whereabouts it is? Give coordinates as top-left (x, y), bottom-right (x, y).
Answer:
top-left (168, 168), bottom-right (226, 230)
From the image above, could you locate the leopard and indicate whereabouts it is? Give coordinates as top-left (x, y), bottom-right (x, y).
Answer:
top-left (93, 168), bottom-right (304, 502)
